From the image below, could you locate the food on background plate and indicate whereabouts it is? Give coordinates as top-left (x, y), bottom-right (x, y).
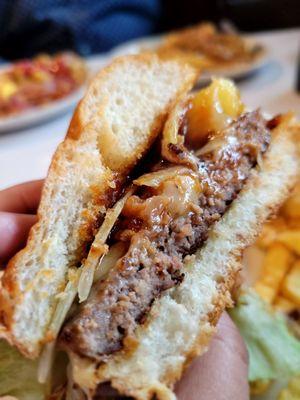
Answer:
top-left (278, 375), bottom-right (300, 400)
top-left (229, 291), bottom-right (300, 385)
top-left (0, 53), bottom-right (299, 399)
top-left (240, 177), bottom-right (300, 397)
top-left (0, 52), bottom-right (87, 117)
top-left (156, 22), bottom-right (264, 72)
top-left (247, 181), bottom-right (300, 318)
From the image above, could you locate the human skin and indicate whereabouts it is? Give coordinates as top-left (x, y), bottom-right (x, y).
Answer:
top-left (0, 180), bottom-right (42, 266)
top-left (175, 312), bottom-right (249, 400)
top-left (0, 180), bottom-right (249, 399)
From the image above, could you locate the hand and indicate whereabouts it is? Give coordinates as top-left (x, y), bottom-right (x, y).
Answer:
top-left (175, 312), bottom-right (249, 400)
top-left (0, 180), bottom-right (43, 266)
top-left (0, 181), bottom-right (249, 399)
top-left (98, 312), bottom-right (249, 400)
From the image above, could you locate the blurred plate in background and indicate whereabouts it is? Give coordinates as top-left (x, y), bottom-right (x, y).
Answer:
top-left (0, 86), bottom-right (84, 133)
top-left (0, 54), bottom-right (110, 134)
top-left (111, 34), bottom-right (269, 84)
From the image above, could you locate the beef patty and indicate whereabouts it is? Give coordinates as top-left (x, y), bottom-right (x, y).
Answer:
top-left (59, 111), bottom-right (270, 361)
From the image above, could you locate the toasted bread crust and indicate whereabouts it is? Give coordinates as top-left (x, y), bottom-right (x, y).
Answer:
top-left (0, 54), bottom-right (197, 358)
top-left (0, 136), bottom-right (113, 357)
top-left (67, 54), bottom-right (198, 172)
top-left (69, 116), bottom-right (299, 399)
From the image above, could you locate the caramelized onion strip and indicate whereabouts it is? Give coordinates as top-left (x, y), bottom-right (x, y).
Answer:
top-left (93, 242), bottom-right (127, 283)
top-left (78, 188), bottom-right (134, 303)
top-left (133, 166), bottom-right (197, 188)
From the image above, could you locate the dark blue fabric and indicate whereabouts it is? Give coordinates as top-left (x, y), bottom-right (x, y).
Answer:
top-left (0, 0), bottom-right (161, 59)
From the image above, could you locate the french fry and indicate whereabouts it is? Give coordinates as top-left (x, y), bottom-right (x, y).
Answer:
top-left (251, 179), bottom-right (300, 313)
top-left (282, 183), bottom-right (300, 219)
top-left (286, 217), bottom-right (300, 230)
top-left (256, 225), bottom-right (279, 248)
top-left (256, 218), bottom-right (287, 249)
top-left (254, 282), bottom-right (276, 304)
top-left (281, 261), bottom-right (300, 306)
top-left (273, 296), bottom-right (296, 313)
top-left (259, 243), bottom-right (292, 285)
top-left (250, 379), bottom-right (271, 395)
top-left (277, 231), bottom-right (300, 255)
top-left (278, 375), bottom-right (300, 400)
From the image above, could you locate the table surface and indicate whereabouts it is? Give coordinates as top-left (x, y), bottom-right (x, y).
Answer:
top-left (0, 28), bottom-right (299, 190)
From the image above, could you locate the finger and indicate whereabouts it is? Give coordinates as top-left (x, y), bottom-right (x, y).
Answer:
top-left (175, 313), bottom-right (249, 400)
top-left (0, 211), bottom-right (37, 265)
top-left (0, 180), bottom-right (43, 213)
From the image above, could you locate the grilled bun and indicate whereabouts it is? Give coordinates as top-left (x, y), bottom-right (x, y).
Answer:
top-left (69, 115), bottom-right (300, 400)
top-left (0, 54), bottom-right (197, 358)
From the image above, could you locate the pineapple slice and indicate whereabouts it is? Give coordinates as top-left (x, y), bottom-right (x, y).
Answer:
top-left (186, 78), bottom-right (244, 148)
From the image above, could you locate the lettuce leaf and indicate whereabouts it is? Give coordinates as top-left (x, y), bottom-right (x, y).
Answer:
top-left (229, 291), bottom-right (300, 382)
top-left (0, 339), bottom-right (46, 400)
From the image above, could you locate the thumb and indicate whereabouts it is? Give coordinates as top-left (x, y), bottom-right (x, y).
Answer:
top-left (175, 312), bottom-right (249, 400)
top-left (0, 211), bottom-right (37, 266)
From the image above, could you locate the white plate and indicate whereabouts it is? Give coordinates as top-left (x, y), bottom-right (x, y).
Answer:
top-left (0, 55), bottom-right (110, 133)
top-left (0, 87), bottom-right (85, 133)
top-left (111, 34), bottom-right (269, 84)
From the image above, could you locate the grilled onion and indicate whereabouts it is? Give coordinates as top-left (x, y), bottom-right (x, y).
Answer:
top-left (134, 166), bottom-right (197, 188)
top-left (94, 242), bottom-right (127, 283)
top-left (78, 188), bottom-right (134, 303)
top-left (37, 341), bottom-right (56, 384)
top-left (161, 94), bottom-right (198, 168)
